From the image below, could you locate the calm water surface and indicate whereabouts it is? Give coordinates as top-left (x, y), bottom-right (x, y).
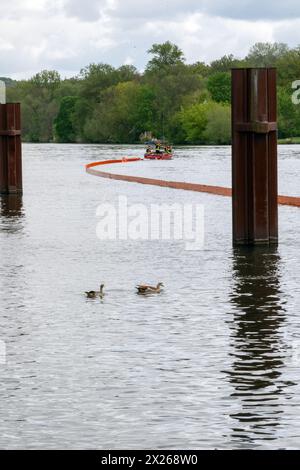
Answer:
top-left (0, 144), bottom-right (300, 449)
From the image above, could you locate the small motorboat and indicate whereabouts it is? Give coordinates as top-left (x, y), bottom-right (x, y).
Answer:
top-left (144, 141), bottom-right (173, 160)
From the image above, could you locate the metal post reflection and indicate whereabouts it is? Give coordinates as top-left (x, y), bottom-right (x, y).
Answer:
top-left (0, 194), bottom-right (23, 218)
top-left (0, 194), bottom-right (24, 235)
top-left (227, 246), bottom-right (291, 446)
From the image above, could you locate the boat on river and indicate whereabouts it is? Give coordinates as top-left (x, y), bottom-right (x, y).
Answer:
top-left (144, 141), bottom-right (173, 160)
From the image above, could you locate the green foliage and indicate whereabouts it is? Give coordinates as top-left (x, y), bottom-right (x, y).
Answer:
top-left (144, 42), bottom-right (203, 138)
top-left (246, 42), bottom-right (289, 67)
top-left (278, 86), bottom-right (300, 138)
top-left (179, 101), bottom-right (231, 144)
top-left (30, 70), bottom-right (61, 87)
top-left (78, 63), bottom-right (118, 101)
top-left (179, 102), bottom-right (211, 144)
top-left (5, 41), bottom-right (300, 144)
top-left (167, 112), bottom-right (188, 144)
top-left (204, 104), bottom-right (231, 145)
top-left (146, 42), bottom-right (185, 71)
top-left (84, 82), bottom-right (156, 143)
top-left (207, 72), bottom-right (231, 103)
top-left (54, 96), bottom-right (78, 142)
top-left (209, 54), bottom-right (241, 73)
top-left (189, 62), bottom-right (210, 77)
top-left (277, 48), bottom-right (300, 87)
top-left (30, 70), bottom-right (61, 101)
top-left (72, 98), bottom-right (93, 141)
top-left (12, 76), bottom-right (60, 142)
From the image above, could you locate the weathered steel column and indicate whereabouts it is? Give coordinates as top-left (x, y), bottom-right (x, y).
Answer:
top-left (0, 103), bottom-right (22, 194)
top-left (232, 68), bottom-right (278, 245)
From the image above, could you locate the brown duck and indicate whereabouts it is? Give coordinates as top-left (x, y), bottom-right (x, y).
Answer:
top-left (136, 282), bottom-right (164, 295)
top-left (85, 284), bottom-right (105, 299)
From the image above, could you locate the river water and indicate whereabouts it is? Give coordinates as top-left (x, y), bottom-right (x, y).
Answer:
top-left (0, 143), bottom-right (300, 449)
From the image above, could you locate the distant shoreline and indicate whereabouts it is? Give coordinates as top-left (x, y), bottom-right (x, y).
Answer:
top-left (278, 137), bottom-right (300, 145)
top-left (20, 141), bottom-right (299, 146)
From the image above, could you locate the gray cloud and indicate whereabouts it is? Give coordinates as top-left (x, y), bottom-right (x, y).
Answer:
top-left (201, 0), bottom-right (300, 20)
top-left (63, 0), bottom-right (300, 21)
top-left (63, 0), bottom-right (109, 21)
top-left (1, 0), bottom-right (300, 78)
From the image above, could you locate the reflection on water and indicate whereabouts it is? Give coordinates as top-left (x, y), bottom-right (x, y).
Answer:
top-left (0, 195), bottom-right (23, 218)
top-left (227, 247), bottom-right (292, 446)
top-left (0, 195), bottom-right (24, 234)
top-left (1, 144), bottom-right (300, 449)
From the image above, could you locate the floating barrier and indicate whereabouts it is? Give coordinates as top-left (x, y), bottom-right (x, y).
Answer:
top-left (85, 158), bottom-right (300, 208)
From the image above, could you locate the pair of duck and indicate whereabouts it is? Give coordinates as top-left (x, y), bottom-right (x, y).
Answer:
top-left (85, 282), bottom-right (164, 299)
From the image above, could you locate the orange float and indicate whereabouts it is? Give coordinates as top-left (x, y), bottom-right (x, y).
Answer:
top-left (85, 158), bottom-right (300, 208)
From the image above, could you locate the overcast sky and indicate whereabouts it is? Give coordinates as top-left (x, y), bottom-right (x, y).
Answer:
top-left (1, 0), bottom-right (300, 79)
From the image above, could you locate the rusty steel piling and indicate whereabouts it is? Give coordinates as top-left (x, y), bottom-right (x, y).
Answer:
top-left (0, 103), bottom-right (22, 194)
top-left (232, 68), bottom-right (278, 245)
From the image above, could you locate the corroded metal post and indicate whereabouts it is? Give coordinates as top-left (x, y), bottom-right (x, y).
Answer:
top-left (232, 68), bottom-right (278, 245)
top-left (0, 103), bottom-right (22, 194)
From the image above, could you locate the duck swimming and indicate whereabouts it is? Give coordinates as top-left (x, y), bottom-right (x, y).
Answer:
top-left (85, 284), bottom-right (105, 299)
top-left (136, 282), bottom-right (164, 295)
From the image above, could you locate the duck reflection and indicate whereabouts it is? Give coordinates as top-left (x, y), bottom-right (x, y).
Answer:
top-left (228, 246), bottom-right (290, 445)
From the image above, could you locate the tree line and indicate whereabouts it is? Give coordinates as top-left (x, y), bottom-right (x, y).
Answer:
top-left (5, 41), bottom-right (300, 145)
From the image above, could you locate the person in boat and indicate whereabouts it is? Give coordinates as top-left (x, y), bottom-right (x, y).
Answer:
top-left (155, 141), bottom-right (162, 154)
top-left (146, 145), bottom-right (152, 155)
top-left (166, 145), bottom-right (172, 154)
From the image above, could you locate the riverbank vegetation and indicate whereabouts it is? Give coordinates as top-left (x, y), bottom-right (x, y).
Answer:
top-left (5, 42), bottom-right (300, 144)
